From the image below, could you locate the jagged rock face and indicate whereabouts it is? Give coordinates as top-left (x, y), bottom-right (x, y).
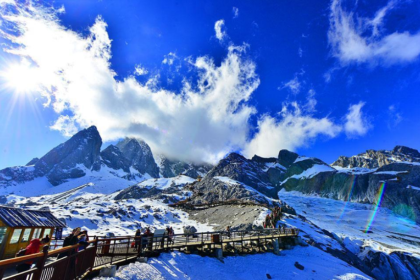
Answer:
top-left (34, 126), bottom-right (102, 186)
top-left (0, 166), bottom-right (36, 185)
top-left (116, 138), bottom-right (159, 178)
top-left (26, 158), bottom-right (39, 166)
top-left (282, 162), bottom-right (420, 224)
top-left (190, 178), bottom-right (272, 206)
top-left (278, 150), bottom-right (298, 168)
top-left (284, 157), bottom-right (328, 178)
top-left (158, 156), bottom-right (212, 179)
top-left (199, 153), bottom-right (278, 198)
top-left (365, 250), bottom-right (420, 280)
top-left (332, 146), bottom-right (420, 169)
top-left (100, 145), bottom-right (131, 173)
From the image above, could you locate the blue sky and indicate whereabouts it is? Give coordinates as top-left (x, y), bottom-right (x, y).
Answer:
top-left (0, 0), bottom-right (419, 168)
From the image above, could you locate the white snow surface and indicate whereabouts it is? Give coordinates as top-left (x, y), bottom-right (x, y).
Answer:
top-left (0, 165), bottom-right (148, 197)
top-left (373, 171), bottom-right (408, 175)
top-left (281, 164), bottom-right (334, 184)
top-left (10, 181), bottom-right (213, 237)
top-left (407, 185), bottom-right (420, 191)
top-left (332, 166), bottom-right (374, 174)
top-left (96, 248), bottom-right (371, 280)
top-left (293, 156), bottom-right (311, 163)
top-left (136, 175), bottom-right (195, 190)
top-left (277, 191), bottom-right (420, 255)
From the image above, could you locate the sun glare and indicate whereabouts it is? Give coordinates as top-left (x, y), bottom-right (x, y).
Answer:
top-left (0, 60), bottom-right (41, 94)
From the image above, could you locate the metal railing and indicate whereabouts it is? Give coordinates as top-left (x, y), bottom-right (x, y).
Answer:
top-left (0, 228), bottom-right (299, 280)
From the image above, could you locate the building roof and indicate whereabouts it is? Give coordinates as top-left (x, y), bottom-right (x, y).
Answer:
top-left (0, 206), bottom-right (66, 228)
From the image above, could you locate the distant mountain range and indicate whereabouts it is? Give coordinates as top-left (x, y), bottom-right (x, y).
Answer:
top-left (0, 126), bottom-right (211, 196)
top-left (0, 126), bottom-right (419, 224)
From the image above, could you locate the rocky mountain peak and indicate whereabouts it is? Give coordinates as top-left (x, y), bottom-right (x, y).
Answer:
top-left (34, 125), bottom-right (102, 185)
top-left (116, 137), bottom-right (159, 178)
top-left (278, 149), bottom-right (299, 168)
top-left (26, 158), bottom-right (39, 166)
top-left (392, 146), bottom-right (420, 158)
top-left (332, 145), bottom-right (420, 169)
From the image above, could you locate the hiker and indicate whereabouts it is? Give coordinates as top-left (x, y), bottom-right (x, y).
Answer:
top-left (134, 229), bottom-right (141, 249)
top-left (15, 238), bottom-right (48, 273)
top-left (41, 234), bottom-right (50, 244)
top-left (57, 227), bottom-right (81, 259)
top-left (168, 227), bottom-right (174, 244)
top-left (226, 226), bottom-right (231, 238)
top-left (78, 232), bottom-right (89, 250)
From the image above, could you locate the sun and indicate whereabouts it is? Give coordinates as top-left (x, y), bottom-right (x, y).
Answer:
top-left (0, 59), bottom-right (41, 95)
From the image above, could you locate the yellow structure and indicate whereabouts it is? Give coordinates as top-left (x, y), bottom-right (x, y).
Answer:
top-left (0, 206), bottom-right (65, 260)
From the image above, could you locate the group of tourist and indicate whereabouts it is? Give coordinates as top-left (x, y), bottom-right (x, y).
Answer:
top-left (263, 206), bottom-right (283, 228)
top-left (15, 227), bottom-right (90, 273)
top-left (133, 225), bottom-right (175, 250)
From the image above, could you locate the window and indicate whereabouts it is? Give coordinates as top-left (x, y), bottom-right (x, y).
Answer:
top-left (0, 227), bottom-right (6, 244)
top-left (42, 228), bottom-right (51, 239)
top-left (21, 228), bottom-right (32, 242)
top-left (33, 228), bottom-right (42, 239)
top-left (10, 229), bottom-right (22, 244)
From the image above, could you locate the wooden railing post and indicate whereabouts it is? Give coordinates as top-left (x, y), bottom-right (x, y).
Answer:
top-left (89, 238), bottom-right (98, 272)
top-left (33, 245), bottom-right (49, 280)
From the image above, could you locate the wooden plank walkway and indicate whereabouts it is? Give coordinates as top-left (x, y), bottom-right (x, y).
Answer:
top-left (0, 228), bottom-right (299, 280)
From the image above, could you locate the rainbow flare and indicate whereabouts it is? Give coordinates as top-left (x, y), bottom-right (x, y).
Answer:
top-left (338, 176), bottom-right (357, 221)
top-left (364, 182), bottom-right (387, 233)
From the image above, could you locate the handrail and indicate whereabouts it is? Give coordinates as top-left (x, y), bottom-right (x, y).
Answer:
top-left (0, 227), bottom-right (299, 280)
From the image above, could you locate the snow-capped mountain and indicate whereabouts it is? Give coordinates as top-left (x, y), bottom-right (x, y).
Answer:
top-left (1, 126), bottom-right (420, 279)
top-left (332, 146), bottom-right (420, 169)
top-left (0, 126), bottom-right (211, 197)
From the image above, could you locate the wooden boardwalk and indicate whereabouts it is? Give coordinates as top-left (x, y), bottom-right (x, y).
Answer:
top-left (0, 228), bottom-right (299, 280)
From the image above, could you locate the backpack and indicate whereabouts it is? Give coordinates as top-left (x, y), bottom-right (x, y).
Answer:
top-left (16, 248), bottom-right (26, 257)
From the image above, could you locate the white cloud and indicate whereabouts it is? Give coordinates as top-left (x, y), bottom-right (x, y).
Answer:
top-left (50, 115), bottom-right (79, 137)
top-left (1, 5), bottom-right (259, 164)
top-left (387, 104), bottom-right (402, 129)
top-left (328, 0), bottom-right (420, 65)
top-left (244, 102), bottom-right (342, 158)
top-left (162, 52), bottom-right (177, 65)
top-left (134, 64), bottom-right (148, 76)
top-left (304, 89), bottom-right (317, 113)
top-left (214, 19), bottom-right (227, 41)
top-left (279, 76), bottom-right (301, 94)
top-left (298, 47), bottom-right (303, 58)
top-left (0, 3), bottom-right (373, 163)
top-left (232, 7), bottom-right (239, 19)
top-left (344, 102), bottom-right (371, 138)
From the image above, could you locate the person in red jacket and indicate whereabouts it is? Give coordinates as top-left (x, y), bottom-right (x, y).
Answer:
top-left (16, 239), bottom-right (43, 273)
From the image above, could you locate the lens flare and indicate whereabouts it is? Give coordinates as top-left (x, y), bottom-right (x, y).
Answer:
top-left (364, 182), bottom-right (387, 233)
top-left (0, 59), bottom-right (40, 95)
top-left (338, 176), bottom-right (357, 221)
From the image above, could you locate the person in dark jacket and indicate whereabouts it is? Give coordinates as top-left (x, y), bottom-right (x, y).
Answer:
top-left (134, 229), bottom-right (141, 249)
top-left (57, 227), bottom-right (81, 259)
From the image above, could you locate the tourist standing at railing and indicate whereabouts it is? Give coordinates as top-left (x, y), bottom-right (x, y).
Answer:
top-left (226, 226), bottom-right (231, 238)
top-left (134, 229), bottom-right (141, 249)
top-left (78, 233), bottom-right (89, 250)
top-left (57, 227), bottom-right (81, 259)
top-left (168, 226), bottom-right (174, 244)
top-left (15, 238), bottom-right (48, 273)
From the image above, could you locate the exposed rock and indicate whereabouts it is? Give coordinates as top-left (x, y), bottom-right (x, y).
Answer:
top-left (278, 150), bottom-right (299, 168)
top-left (157, 155), bottom-right (212, 179)
top-left (26, 157), bottom-right (39, 166)
top-left (332, 146), bottom-right (420, 169)
top-left (196, 153), bottom-right (278, 199)
top-left (116, 138), bottom-right (159, 178)
top-left (36, 126), bottom-right (102, 185)
top-left (100, 145), bottom-right (131, 173)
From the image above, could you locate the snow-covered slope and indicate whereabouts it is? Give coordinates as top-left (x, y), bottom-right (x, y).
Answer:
top-left (96, 249), bottom-right (371, 280)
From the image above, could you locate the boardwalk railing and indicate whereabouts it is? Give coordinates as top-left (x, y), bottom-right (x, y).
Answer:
top-left (0, 228), bottom-right (299, 280)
